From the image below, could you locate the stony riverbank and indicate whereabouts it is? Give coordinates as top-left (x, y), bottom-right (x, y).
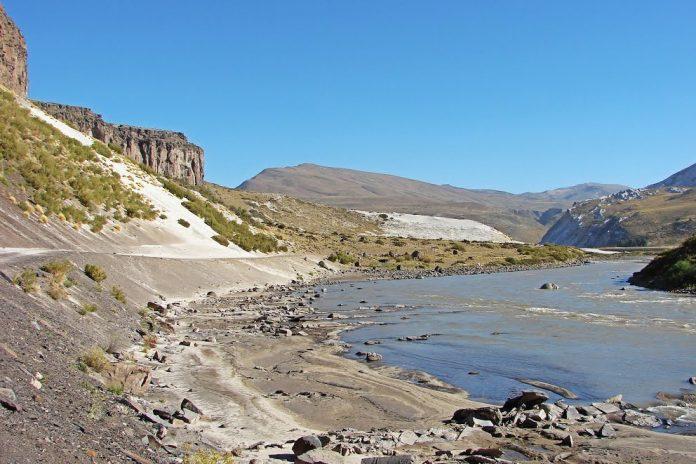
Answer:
top-left (118, 276), bottom-right (696, 464)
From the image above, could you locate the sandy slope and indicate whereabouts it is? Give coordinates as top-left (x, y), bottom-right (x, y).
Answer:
top-left (361, 211), bottom-right (513, 242)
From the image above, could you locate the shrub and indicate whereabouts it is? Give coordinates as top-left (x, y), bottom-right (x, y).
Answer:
top-left (80, 347), bottom-right (108, 373)
top-left (107, 142), bottom-right (123, 154)
top-left (91, 141), bottom-right (112, 158)
top-left (84, 264), bottom-right (107, 282)
top-left (79, 303), bottom-right (98, 315)
top-left (183, 450), bottom-right (235, 464)
top-left (327, 251), bottom-right (354, 265)
top-left (178, 218), bottom-right (191, 228)
top-left (106, 381), bottom-right (124, 395)
top-left (48, 280), bottom-right (67, 300)
top-left (212, 234), bottom-right (230, 247)
top-left (41, 260), bottom-right (72, 283)
top-left (89, 215), bottom-right (107, 233)
top-left (13, 268), bottom-right (37, 293)
top-left (111, 286), bottom-right (126, 303)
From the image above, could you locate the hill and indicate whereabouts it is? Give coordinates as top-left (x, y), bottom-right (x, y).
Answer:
top-left (629, 236), bottom-right (696, 291)
top-left (647, 162), bottom-right (696, 189)
top-left (541, 187), bottom-right (696, 247)
top-left (238, 163), bottom-right (627, 242)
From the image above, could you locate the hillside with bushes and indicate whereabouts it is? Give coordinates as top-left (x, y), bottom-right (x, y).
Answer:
top-left (629, 236), bottom-right (696, 292)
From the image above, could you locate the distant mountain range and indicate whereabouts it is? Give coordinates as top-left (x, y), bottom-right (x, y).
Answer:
top-left (542, 162), bottom-right (696, 247)
top-left (238, 163), bottom-right (628, 242)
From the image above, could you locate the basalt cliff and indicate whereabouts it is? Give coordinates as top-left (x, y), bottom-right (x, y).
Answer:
top-left (36, 102), bottom-right (204, 185)
top-left (0, 5), bottom-right (28, 96)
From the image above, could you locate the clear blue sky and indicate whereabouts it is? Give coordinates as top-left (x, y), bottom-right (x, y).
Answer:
top-left (5, 1), bottom-right (695, 192)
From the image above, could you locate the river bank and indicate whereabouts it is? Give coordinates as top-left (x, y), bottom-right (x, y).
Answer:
top-left (127, 262), bottom-right (696, 464)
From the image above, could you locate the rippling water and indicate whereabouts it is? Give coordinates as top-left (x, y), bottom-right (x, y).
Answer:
top-left (313, 260), bottom-right (696, 413)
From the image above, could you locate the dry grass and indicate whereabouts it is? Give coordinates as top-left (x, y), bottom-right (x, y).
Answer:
top-left (13, 268), bottom-right (38, 293)
top-left (183, 450), bottom-right (235, 464)
top-left (80, 346), bottom-right (109, 373)
top-left (84, 264), bottom-right (107, 283)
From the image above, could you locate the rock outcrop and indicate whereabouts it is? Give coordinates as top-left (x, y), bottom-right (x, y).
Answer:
top-left (0, 5), bottom-right (28, 96)
top-left (36, 102), bottom-right (204, 184)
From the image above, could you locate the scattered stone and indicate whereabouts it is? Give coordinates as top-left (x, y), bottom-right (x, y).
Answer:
top-left (293, 435), bottom-right (323, 456)
top-left (181, 398), bottom-right (203, 415)
top-left (365, 352), bottom-right (383, 362)
top-left (560, 434), bottom-right (574, 447)
top-left (563, 406), bottom-right (581, 421)
top-left (623, 410), bottom-right (661, 428)
top-left (295, 449), bottom-right (346, 464)
top-left (452, 407), bottom-right (502, 426)
top-left (592, 402), bottom-right (621, 414)
top-left (398, 430), bottom-right (418, 446)
top-left (206, 291), bottom-right (217, 298)
top-left (364, 340), bottom-right (381, 346)
top-left (0, 387), bottom-right (20, 412)
top-left (598, 424), bottom-right (616, 438)
top-left (502, 391), bottom-right (548, 411)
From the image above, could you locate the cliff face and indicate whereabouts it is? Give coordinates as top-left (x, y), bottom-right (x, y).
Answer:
top-left (0, 5), bottom-right (28, 96)
top-left (36, 102), bottom-right (204, 185)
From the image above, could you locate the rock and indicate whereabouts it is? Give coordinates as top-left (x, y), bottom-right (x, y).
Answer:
top-left (540, 282), bottom-right (559, 290)
top-left (147, 301), bottom-right (167, 314)
top-left (295, 449), bottom-right (346, 464)
top-left (0, 6), bottom-right (27, 96)
top-left (563, 406), bottom-right (581, 421)
top-left (689, 377), bottom-right (696, 385)
top-left (152, 409), bottom-right (174, 422)
top-left (155, 424), bottom-right (167, 440)
top-left (207, 291), bottom-right (217, 298)
top-left (540, 403), bottom-right (563, 420)
top-left (365, 352), bottom-right (382, 362)
top-left (451, 407), bottom-right (502, 426)
top-left (502, 391), bottom-right (548, 411)
top-left (398, 430), bottom-right (418, 446)
top-left (173, 408), bottom-right (199, 424)
top-left (623, 410), bottom-right (661, 428)
top-left (597, 423), bottom-right (616, 438)
top-left (318, 261), bottom-right (328, 269)
top-left (293, 435), bottom-right (324, 456)
top-left (606, 394), bottom-right (623, 403)
top-left (0, 387), bottom-right (20, 412)
top-left (592, 402), bottom-right (621, 414)
top-left (560, 434), bottom-right (574, 447)
top-left (463, 456), bottom-right (497, 464)
top-left (37, 102), bottom-right (205, 185)
top-left (181, 398), bottom-right (203, 415)
top-left (276, 328), bottom-right (293, 337)
top-left (364, 340), bottom-right (381, 346)
top-left (361, 456), bottom-right (415, 464)
top-left (462, 449), bottom-right (503, 458)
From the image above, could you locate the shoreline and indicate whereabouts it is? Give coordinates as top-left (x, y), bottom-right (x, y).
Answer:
top-left (128, 259), bottom-right (696, 463)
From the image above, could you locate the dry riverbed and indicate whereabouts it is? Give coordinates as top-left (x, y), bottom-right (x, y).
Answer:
top-left (123, 280), bottom-right (696, 464)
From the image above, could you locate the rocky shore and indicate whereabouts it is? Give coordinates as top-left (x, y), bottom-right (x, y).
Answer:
top-left (118, 273), bottom-right (696, 464)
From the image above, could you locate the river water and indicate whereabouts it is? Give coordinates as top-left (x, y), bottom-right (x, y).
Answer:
top-left (313, 259), bottom-right (696, 428)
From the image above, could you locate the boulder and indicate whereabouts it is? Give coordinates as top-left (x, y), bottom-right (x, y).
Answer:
top-left (181, 398), bottom-right (203, 415)
top-left (451, 407), bottom-right (502, 426)
top-left (598, 423), bottom-right (616, 438)
top-left (560, 434), bottom-right (574, 447)
top-left (540, 282), bottom-right (559, 290)
top-left (563, 406), bottom-right (581, 421)
top-left (592, 402), bottom-right (621, 414)
top-left (365, 352), bottom-right (383, 362)
top-left (689, 377), bottom-right (696, 385)
top-left (0, 387), bottom-right (20, 412)
top-left (502, 391), bottom-right (548, 411)
top-left (293, 435), bottom-right (323, 456)
top-left (398, 430), bottom-right (418, 446)
top-left (623, 410), bottom-right (661, 428)
top-left (295, 449), bottom-right (346, 464)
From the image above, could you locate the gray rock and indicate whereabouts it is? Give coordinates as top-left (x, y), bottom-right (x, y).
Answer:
top-left (296, 449), bottom-right (346, 464)
top-left (502, 391), bottom-right (549, 411)
top-left (540, 282), bottom-right (559, 290)
top-left (561, 434), bottom-right (574, 447)
top-left (563, 406), bottom-right (581, 421)
top-left (0, 387), bottom-right (20, 412)
top-left (293, 435), bottom-right (323, 456)
top-left (397, 430), bottom-right (418, 446)
top-left (181, 398), bottom-right (203, 415)
top-left (623, 410), bottom-right (661, 428)
top-left (451, 407), bottom-right (502, 426)
top-left (365, 352), bottom-right (383, 362)
top-left (598, 423), bottom-right (616, 438)
top-left (689, 377), bottom-right (696, 385)
top-left (592, 402), bottom-right (621, 414)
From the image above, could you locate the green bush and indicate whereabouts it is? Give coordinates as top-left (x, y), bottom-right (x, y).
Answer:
top-left (90, 215), bottom-right (107, 233)
top-left (13, 268), bottom-right (37, 293)
top-left (80, 346), bottom-right (108, 372)
top-left (41, 260), bottom-right (72, 283)
top-left (327, 251), bottom-right (354, 265)
top-left (178, 218), bottom-right (191, 228)
top-left (107, 142), bottom-right (123, 154)
top-left (0, 90), bottom-right (156, 227)
top-left (212, 234), bottom-right (229, 247)
top-left (79, 303), bottom-right (98, 315)
top-left (91, 141), bottom-right (112, 158)
top-left (111, 285), bottom-right (126, 303)
top-left (84, 264), bottom-right (107, 282)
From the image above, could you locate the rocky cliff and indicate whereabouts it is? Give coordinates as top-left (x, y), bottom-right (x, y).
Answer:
top-left (36, 102), bottom-right (204, 185)
top-left (542, 187), bottom-right (696, 247)
top-left (0, 5), bottom-right (28, 96)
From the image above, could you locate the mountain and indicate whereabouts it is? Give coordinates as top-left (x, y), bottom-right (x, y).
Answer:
top-left (238, 163), bottom-right (628, 242)
top-left (542, 187), bottom-right (696, 247)
top-left (647, 162), bottom-right (696, 189)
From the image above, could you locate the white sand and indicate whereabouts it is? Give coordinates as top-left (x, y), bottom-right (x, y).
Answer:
top-left (362, 211), bottom-right (513, 243)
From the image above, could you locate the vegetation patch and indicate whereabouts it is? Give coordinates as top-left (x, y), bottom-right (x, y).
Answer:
top-left (111, 286), bottom-right (126, 303)
top-left (79, 303), bottom-right (98, 316)
top-left (629, 236), bottom-right (696, 291)
top-left (84, 264), bottom-right (107, 283)
top-left (178, 218), bottom-right (191, 228)
top-left (13, 268), bottom-right (38, 293)
top-left (0, 89), bottom-right (156, 229)
top-left (80, 346), bottom-right (109, 373)
top-left (183, 450), bottom-right (235, 464)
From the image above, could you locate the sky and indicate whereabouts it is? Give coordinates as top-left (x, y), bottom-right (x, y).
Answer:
top-left (5, 1), bottom-right (695, 193)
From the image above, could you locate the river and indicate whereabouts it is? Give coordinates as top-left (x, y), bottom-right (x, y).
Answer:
top-left (313, 259), bottom-right (696, 430)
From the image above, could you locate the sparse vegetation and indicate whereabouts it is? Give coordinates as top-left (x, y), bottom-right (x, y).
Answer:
top-left (327, 251), bottom-right (355, 265)
top-left (105, 381), bottom-right (124, 395)
top-left (84, 264), bottom-right (107, 282)
top-left (91, 140), bottom-right (112, 158)
top-left (111, 286), bottom-right (126, 303)
top-left (212, 234), bottom-right (229, 247)
top-left (0, 89), bottom-right (157, 228)
top-left (178, 218), bottom-right (191, 228)
top-left (13, 268), bottom-right (38, 293)
top-left (80, 346), bottom-right (109, 373)
top-left (183, 450), bottom-right (235, 464)
top-left (79, 303), bottom-right (98, 315)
